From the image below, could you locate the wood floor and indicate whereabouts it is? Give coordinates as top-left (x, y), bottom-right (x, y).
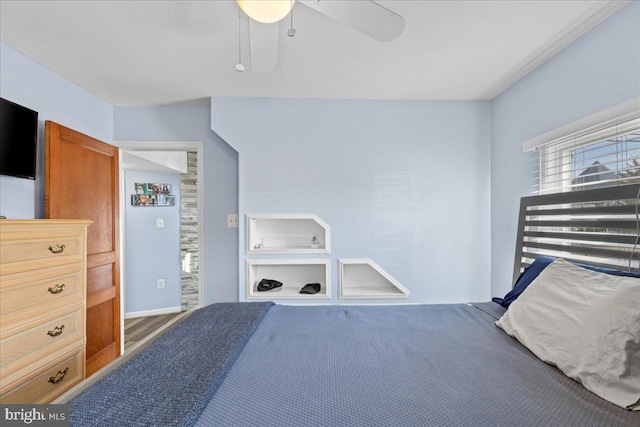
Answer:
top-left (124, 312), bottom-right (184, 351)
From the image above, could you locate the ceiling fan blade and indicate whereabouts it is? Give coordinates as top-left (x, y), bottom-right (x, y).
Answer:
top-left (298, 0), bottom-right (404, 42)
top-left (249, 19), bottom-right (279, 73)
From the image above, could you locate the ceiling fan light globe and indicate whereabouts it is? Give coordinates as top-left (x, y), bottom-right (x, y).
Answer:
top-left (237, 0), bottom-right (294, 24)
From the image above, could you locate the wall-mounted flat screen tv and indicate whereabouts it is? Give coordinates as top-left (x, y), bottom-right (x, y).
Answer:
top-left (0, 98), bottom-right (38, 180)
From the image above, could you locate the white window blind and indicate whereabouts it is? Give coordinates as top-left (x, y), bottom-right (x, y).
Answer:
top-left (537, 115), bottom-right (640, 194)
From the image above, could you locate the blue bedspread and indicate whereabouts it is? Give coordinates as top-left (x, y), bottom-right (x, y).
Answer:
top-left (196, 303), bottom-right (640, 427)
top-left (69, 302), bottom-right (273, 427)
top-left (67, 302), bottom-right (639, 426)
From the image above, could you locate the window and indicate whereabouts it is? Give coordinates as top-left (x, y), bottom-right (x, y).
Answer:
top-left (538, 115), bottom-right (640, 194)
top-left (521, 106), bottom-right (640, 271)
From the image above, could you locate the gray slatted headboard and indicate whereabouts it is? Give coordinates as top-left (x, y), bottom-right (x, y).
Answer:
top-left (513, 183), bottom-right (640, 285)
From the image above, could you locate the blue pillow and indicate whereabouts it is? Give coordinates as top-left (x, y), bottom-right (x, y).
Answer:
top-left (493, 256), bottom-right (640, 308)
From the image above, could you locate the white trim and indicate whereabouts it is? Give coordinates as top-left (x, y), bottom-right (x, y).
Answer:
top-left (124, 306), bottom-right (182, 319)
top-left (113, 140), bottom-right (204, 151)
top-left (522, 97), bottom-right (640, 152)
top-left (114, 140), bottom-right (205, 324)
top-left (117, 150), bottom-right (126, 355)
top-left (485, 1), bottom-right (629, 100)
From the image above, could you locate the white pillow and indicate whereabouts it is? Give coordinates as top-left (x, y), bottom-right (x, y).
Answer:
top-left (496, 258), bottom-right (640, 410)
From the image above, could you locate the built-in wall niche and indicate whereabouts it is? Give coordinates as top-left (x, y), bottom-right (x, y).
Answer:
top-left (245, 214), bottom-right (330, 254)
top-left (246, 259), bottom-right (330, 300)
top-left (338, 259), bottom-right (410, 299)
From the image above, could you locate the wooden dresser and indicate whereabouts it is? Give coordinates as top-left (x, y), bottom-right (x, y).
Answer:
top-left (0, 219), bottom-right (91, 403)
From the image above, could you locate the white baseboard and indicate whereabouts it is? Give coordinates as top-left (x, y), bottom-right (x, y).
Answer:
top-left (124, 306), bottom-right (182, 319)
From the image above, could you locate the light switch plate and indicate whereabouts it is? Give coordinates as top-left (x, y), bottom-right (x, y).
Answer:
top-left (227, 214), bottom-right (239, 228)
top-left (156, 218), bottom-right (164, 228)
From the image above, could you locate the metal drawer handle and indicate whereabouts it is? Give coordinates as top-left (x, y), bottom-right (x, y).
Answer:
top-left (48, 244), bottom-right (66, 254)
top-left (48, 284), bottom-right (65, 294)
top-left (48, 367), bottom-right (69, 384)
top-left (47, 325), bottom-right (65, 337)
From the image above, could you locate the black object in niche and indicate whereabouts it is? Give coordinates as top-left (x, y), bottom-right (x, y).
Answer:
top-left (299, 283), bottom-right (321, 294)
top-left (257, 278), bottom-right (283, 292)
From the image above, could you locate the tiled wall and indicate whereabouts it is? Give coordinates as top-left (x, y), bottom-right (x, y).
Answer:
top-left (180, 152), bottom-right (199, 310)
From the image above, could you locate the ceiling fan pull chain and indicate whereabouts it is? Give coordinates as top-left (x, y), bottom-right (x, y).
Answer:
top-left (287, 0), bottom-right (296, 37)
top-left (236, 11), bottom-right (245, 72)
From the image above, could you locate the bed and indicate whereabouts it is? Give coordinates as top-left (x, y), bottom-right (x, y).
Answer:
top-left (63, 184), bottom-right (640, 426)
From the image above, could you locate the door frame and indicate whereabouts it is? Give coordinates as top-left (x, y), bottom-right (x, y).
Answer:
top-left (113, 140), bottom-right (205, 354)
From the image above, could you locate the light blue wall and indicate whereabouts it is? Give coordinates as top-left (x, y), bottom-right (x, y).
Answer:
top-left (0, 43), bottom-right (113, 219)
top-left (211, 98), bottom-right (492, 304)
top-left (490, 2), bottom-right (640, 298)
top-left (124, 171), bottom-right (181, 313)
top-left (113, 107), bottom-right (239, 304)
top-left (6, 1), bottom-right (637, 307)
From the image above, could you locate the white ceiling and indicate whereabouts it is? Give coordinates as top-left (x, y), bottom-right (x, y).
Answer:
top-left (0, 1), bottom-right (628, 106)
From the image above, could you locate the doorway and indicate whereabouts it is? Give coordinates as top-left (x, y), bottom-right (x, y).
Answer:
top-left (115, 141), bottom-right (204, 354)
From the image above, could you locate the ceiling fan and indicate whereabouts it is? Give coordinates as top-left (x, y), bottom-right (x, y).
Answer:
top-left (235, 0), bottom-right (405, 73)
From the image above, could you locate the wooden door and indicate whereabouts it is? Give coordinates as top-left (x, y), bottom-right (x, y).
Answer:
top-left (45, 121), bottom-right (120, 376)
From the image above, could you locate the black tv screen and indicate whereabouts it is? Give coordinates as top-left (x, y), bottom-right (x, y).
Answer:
top-left (0, 98), bottom-right (38, 180)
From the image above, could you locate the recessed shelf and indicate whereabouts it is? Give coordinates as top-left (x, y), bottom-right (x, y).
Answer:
top-left (338, 259), bottom-right (410, 299)
top-left (245, 214), bottom-right (330, 254)
top-left (246, 259), bottom-right (330, 300)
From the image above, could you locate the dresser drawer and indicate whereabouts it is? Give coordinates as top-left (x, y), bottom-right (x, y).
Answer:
top-left (0, 229), bottom-right (86, 275)
top-left (0, 348), bottom-right (83, 404)
top-left (1, 306), bottom-right (84, 374)
top-left (0, 263), bottom-right (84, 329)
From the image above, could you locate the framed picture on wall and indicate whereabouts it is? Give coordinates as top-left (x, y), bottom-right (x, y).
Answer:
top-left (131, 182), bottom-right (175, 206)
